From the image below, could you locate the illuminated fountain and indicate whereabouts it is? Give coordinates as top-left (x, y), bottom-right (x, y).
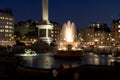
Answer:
top-left (55, 20), bottom-right (84, 58)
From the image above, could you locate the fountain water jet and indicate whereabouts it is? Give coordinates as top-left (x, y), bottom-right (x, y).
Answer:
top-left (55, 21), bottom-right (84, 59)
top-left (61, 20), bottom-right (77, 42)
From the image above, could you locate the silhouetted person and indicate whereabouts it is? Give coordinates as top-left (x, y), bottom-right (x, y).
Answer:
top-left (50, 40), bottom-right (57, 46)
top-left (57, 64), bottom-right (65, 80)
top-left (51, 68), bottom-right (58, 80)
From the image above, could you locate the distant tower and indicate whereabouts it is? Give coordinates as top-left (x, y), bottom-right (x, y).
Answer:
top-left (37, 0), bottom-right (53, 45)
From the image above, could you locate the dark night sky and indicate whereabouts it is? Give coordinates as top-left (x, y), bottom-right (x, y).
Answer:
top-left (1, 0), bottom-right (120, 29)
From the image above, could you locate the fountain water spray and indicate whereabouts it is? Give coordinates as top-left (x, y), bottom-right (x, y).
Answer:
top-left (56, 20), bottom-right (83, 58)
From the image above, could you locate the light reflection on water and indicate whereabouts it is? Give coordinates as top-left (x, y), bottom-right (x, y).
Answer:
top-left (82, 52), bottom-right (115, 66)
top-left (20, 52), bottom-right (115, 69)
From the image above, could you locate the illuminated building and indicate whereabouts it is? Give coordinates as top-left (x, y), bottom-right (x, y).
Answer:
top-left (15, 21), bottom-right (30, 36)
top-left (50, 21), bottom-right (61, 43)
top-left (112, 19), bottom-right (120, 46)
top-left (85, 22), bottom-right (111, 46)
top-left (0, 9), bottom-right (14, 42)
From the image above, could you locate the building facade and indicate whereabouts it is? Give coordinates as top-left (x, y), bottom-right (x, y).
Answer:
top-left (0, 9), bottom-right (14, 42)
top-left (112, 19), bottom-right (120, 46)
top-left (50, 21), bottom-right (61, 43)
top-left (14, 20), bottom-right (38, 41)
top-left (85, 22), bottom-right (111, 46)
top-left (15, 21), bottom-right (30, 36)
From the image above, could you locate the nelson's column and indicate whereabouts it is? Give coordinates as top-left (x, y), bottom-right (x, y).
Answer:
top-left (37, 0), bottom-right (53, 45)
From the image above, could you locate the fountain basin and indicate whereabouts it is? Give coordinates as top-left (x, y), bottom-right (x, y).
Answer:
top-left (54, 49), bottom-right (84, 59)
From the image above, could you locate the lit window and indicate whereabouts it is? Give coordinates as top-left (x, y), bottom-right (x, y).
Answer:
top-left (9, 26), bottom-right (12, 29)
top-left (5, 30), bottom-right (8, 32)
top-left (0, 17), bottom-right (2, 19)
top-left (107, 38), bottom-right (109, 40)
top-left (9, 18), bottom-right (13, 21)
top-left (5, 25), bottom-right (8, 28)
top-left (5, 17), bottom-right (8, 20)
top-left (9, 34), bottom-right (12, 37)
top-left (93, 24), bottom-right (95, 26)
top-left (95, 34), bottom-right (97, 36)
top-left (101, 41), bottom-right (103, 44)
top-left (118, 30), bottom-right (120, 32)
top-left (98, 33), bottom-right (100, 36)
top-left (109, 34), bottom-right (111, 36)
top-left (7, 22), bottom-right (9, 24)
top-left (97, 24), bottom-right (100, 28)
top-left (51, 31), bottom-right (54, 33)
top-left (9, 22), bottom-right (12, 25)
top-left (118, 25), bottom-right (120, 28)
top-left (0, 17), bottom-right (4, 19)
top-left (1, 29), bottom-right (4, 32)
